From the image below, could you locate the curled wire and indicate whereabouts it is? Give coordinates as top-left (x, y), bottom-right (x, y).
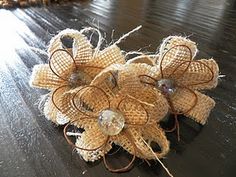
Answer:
top-left (49, 49), bottom-right (76, 81)
top-left (51, 85), bottom-right (69, 111)
top-left (103, 131), bottom-right (136, 172)
top-left (71, 85), bottom-right (111, 118)
top-left (159, 44), bottom-right (192, 79)
top-left (138, 44), bottom-right (215, 140)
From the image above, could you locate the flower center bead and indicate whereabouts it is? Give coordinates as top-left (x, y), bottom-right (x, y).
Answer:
top-left (98, 109), bottom-right (125, 136)
top-left (69, 72), bottom-right (80, 85)
top-left (68, 71), bottom-right (92, 86)
top-left (156, 79), bottom-right (176, 96)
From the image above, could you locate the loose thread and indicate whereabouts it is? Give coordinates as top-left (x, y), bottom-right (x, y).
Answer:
top-left (141, 137), bottom-right (174, 177)
top-left (80, 27), bottom-right (103, 54)
top-left (114, 25), bottom-right (142, 45)
top-left (127, 94), bottom-right (155, 107)
top-left (37, 93), bottom-right (50, 113)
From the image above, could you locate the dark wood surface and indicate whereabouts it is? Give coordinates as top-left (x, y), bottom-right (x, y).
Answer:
top-left (0, 0), bottom-right (236, 177)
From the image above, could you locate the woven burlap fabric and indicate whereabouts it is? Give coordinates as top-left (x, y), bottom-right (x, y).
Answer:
top-left (157, 36), bottom-right (198, 64)
top-left (171, 88), bottom-right (215, 124)
top-left (30, 64), bottom-right (65, 90)
top-left (126, 55), bottom-right (155, 66)
top-left (125, 36), bottom-right (219, 125)
top-left (30, 29), bottom-right (126, 124)
top-left (61, 64), bottom-right (169, 125)
top-left (111, 125), bottom-right (169, 160)
top-left (176, 59), bottom-right (219, 90)
top-left (47, 29), bottom-right (93, 63)
top-left (75, 123), bottom-right (112, 162)
top-left (60, 63), bottom-right (170, 161)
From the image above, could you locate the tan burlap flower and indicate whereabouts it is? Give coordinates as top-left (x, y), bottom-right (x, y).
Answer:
top-left (132, 36), bottom-right (219, 139)
top-left (61, 64), bottom-right (171, 172)
top-left (30, 29), bottom-right (125, 124)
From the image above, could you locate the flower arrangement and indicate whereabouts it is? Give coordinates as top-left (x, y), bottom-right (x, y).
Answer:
top-left (30, 27), bottom-right (219, 177)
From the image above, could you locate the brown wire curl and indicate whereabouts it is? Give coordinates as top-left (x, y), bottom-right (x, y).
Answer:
top-left (51, 84), bottom-right (69, 112)
top-left (103, 131), bottom-right (136, 172)
top-left (49, 49), bottom-right (107, 112)
top-left (71, 85), bottom-right (111, 118)
top-left (49, 49), bottom-right (76, 81)
top-left (159, 44), bottom-right (193, 79)
top-left (138, 44), bottom-right (215, 140)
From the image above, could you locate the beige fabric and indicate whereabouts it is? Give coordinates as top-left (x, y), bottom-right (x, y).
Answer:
top-left (128, 36), bottom-right (219, 126)
top-left (60, 64), bottom-right (170, 161)
top-left (30, 28), bottom-right (125, 124)
top-left (177, 59), bottom-right (219, 90)
top-left (30, 33), bottom-right (219, 168)
top-left (111, 126), bottom-right (169, 160)
top-left (171, 89), bottom-right (215, 124)
top-left (127, 55), bottom-right (155, 66)
top-left (75, 124), bottom-right (112, 162)
top-left (30, 64), bottom-right (64, 90)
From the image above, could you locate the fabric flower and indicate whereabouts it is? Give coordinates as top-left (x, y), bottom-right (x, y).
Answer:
top-left (30, 29), bottom-right (125, 124)
top-left (136, 36), bottom-right (219, 138)
top-left (61, 64), bottom-right (170, 172)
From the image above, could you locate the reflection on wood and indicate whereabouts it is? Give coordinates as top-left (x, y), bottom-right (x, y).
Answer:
top-left (0, 0), bottom-right (235, 177)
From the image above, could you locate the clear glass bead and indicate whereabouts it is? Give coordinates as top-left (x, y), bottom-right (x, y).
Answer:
top-left (98, 109), bottom-right (125, 136)
top-left (69, 72), bottom-right (80, 85)
top-left (68, 71), bottom-right (91, 86)
top-left (156, 79), bottom-right (176, 95)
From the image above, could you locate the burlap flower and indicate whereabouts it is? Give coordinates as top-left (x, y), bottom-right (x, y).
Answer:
top-left (30, 29), bottom-right (125, 124)
top-left (135, 36), bottom-right (219, 138)
top-left (61, 64), bottom-right (170, 172)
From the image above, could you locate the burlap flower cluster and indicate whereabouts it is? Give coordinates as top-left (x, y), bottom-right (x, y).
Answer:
top-left (30, 28), bottom-right (219, 175)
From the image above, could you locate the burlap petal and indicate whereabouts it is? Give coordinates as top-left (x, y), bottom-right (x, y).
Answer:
top-left (171, 88), bottom-right (215, 124)
top-left (119, 63), bottom-right (159, 91)
top-left (158, 36), bottom-right (197, 61)
top-left (81, 45), bottom-right (125, 78)
top-left (116, 96), bottom-right (150, 126)
top-left (126, 55), bottom-right (155, 66)
top-left (30, 64), bottom-right (65, 90)
top-left (43, 96), bottom-right (58, 124)
top-left (90, 64), bottom-right (122, 100)
top-left (142, 125), bottom-right (170, 159)
top-left (49, 49), bottom-right (76, 80)
top-left (62, 86), bottom-right (110, 118)
top-left (155, 36), bottom-right (198, 80)
top-left (177, 59), bottom-right (219, 90)
top-left (112, 127), bottom-right (169, 160)
top-left (115, 86), bottom-right (169, 124)
top-left (60, 87), bottom-right (98, 129)
top-left (75, 124), bottom-right (111, 162)
top-left (47, 29), bottom-right (93, 63)
top-left (44, 86), bottom-right (70, 124)
top-left (158, 45), bottom-right (193, 80)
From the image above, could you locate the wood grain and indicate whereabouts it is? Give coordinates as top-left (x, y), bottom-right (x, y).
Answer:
top-left (0, 1), bottom-right (235, 177)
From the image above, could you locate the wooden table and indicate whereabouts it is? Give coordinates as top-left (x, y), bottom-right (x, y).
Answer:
top-left (0, 0), bottom-right (235, 177)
